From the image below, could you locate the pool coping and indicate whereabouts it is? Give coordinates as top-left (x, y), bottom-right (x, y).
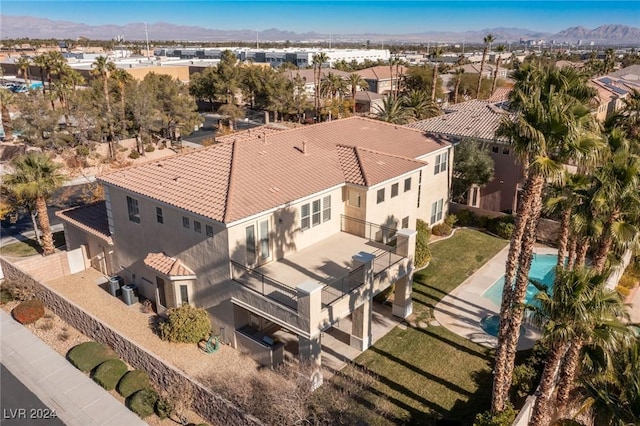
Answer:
top-left (433, 243), bottom-right (557, 350)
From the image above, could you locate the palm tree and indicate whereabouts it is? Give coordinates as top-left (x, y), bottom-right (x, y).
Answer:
top-left (2, 152), bottom-right (67, 255)
top-left (92, 56), bottom-right (117, 158)
top-left (32, 54), bottom-right (50, 98)
top-left (451, 68), bottom-right (465, 104)
top-left (112, 69), bottom-right (133, 137)
top-left (348, 73), bottom-right (368, 113)
top-left (312, 52), bottom-right (329, 118)
top-left (430, 47), bottom-right (444, 102)
top-left (491, 64), bottom-right (599, 413)
top-left (476, 34), bottom-right (495, 99)
top-left (527, 267), bottom-right (631, 425)
top-left (0, 90), bottom-right (15, 141)
top-left (388, 55), bottom-right (401, 99)
top-left (15, 56), bottom-right (31, 87)
top-left (491, 45), bottom-right (506, 97)
top-left (606, 88), bottom-right (640, 142)
top-left (401, 89), bottom-right (441, 120)
top-left (375, 94), bottom-right (411, 124)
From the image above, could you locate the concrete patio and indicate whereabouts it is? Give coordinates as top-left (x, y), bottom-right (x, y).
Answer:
top-left (434, 244), bottom-right (556, 350)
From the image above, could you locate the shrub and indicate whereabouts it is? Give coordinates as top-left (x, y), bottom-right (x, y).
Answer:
top-left (155, 398), bottom-right (172, 420)
top-left (456, 209), bottom-right (477, 227)
top-left (76, 145), bottom-right (90, 157)
top-left (118, 370), bottom-right (151, 398)
top-left (431, 223), bottom-right (452, 237)
top-left (618, 274), bottom-right (637, 290)
top-left (496, 222), bottom-right (515, 240)
top-left (511, 363), bottom-right (537, 402)
top-left (144, 144), bottom-right (155, 153)
top-left (127, 389), bottom-right (158, 419)
top-left (92, 359), bottom-right (128, 390)
top-left (12, 299), bottom-right (45, 324)
top-left (158, 304), bottom-right (211, 343)
top-left (128, 150), bottom-right (141, 159)
top-left (474, 404), bottom-right (517, 426)
top-left (67, 342), bottom-right (118, 373)
top-left (414, 219), bottom-right (432, 268)
top-left (444, 214), bottom-right (458, 227)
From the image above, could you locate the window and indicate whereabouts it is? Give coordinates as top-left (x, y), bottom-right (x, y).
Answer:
top-left (127, 196), bottom-right (140, 223)
top-left (377, 188), bottom-right (385, 204)
top-left (492, 146), bottom-right (500, 153)
top-left (404, 177), bottom-right (411, 192)
top-left (391, 183), bottom-right (399, 198)
top-left (156, 207), bottom-right (163, 224)
top-left (402, 216), bottom-right (409, 229)
top-left (430, 199), bottom-right (444, 225)
top-left (206, 224), bottom-right (214, 237)
top-left (348, 190), bottom-right (361, 208)
top-left (312, 199), bottom-right (321, 226)
top-left (434, 151), bottom-right (448, 174)
top-left (322, 196), bottom-right (331, 222)
top-left (182, 217), bottom-right (190, 229)
top-left (502, 147), bottom-right (510, 155)
top-left (301, 203), bottom-right (310, 230)
top-left (194, 221), bottom-right (202, 233)
top-left (180, 285), bottom-right (189, 305)
top-left (417, 170), bottom-right (422, 208)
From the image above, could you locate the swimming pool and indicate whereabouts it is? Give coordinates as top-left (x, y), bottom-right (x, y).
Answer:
top-left (482, 254), bottom-right (558, 308)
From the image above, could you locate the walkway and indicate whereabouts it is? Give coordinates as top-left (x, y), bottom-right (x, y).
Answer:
top-left (433, 244), bottom-right (555, 350)
top-left (0, 310), bottom-right (145, 426)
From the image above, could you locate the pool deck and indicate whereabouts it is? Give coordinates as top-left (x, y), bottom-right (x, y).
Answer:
top-left (433, 244), bottom-right (557, 350)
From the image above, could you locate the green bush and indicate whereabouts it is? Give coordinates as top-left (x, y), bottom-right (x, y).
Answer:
top-left (618, 274), bottom-right (637, 289)
top-left (118, 370), bottom-right (151, 398)
top-left (444, 214), bottom-right (458, 227)
top-left (496, 222), bottom-right (515, 240)
top-left (456, 209), bottom-right (477, 227)
top-left (155, 398), bottom-right (172, 420)
top-left (158, 304), bottom-right (211, 343)
top-left (431, 223), bottom-right (452, 237)
top-left (92, 359), bottom-right (128, 390)
top-left (128, 150), bottom-right (141, 159)
top-left (474, 404), bottom-right (517, 426)
top-left (144, 144), bottom-right (155, 153)
top-left (511, 363), bottom-right (537, 401)
top-left (76, 145), bottom-right (90, 157)
top-left (12, 299), bottom-right (45, 324)
top-left (127, 388), bottom-right (158, 419)
top-left (67, 342), bottom-right (118, 373)
top-left (414, 219), bottom-right (432, 268)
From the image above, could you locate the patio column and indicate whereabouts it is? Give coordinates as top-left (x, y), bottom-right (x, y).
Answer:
top-left (297, 280), bottom-right (323, 390)
top-left (393, 229), bottom-right (417, 319)
top-left (350, 252), bottom-right (375, 350)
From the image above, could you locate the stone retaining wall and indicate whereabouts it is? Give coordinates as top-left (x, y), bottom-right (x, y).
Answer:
top-left (0, 257), bottom-right (262, 426)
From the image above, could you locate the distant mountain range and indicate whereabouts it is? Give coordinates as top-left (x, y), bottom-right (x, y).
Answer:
top-left (1, 16), bottom-right (639, 45)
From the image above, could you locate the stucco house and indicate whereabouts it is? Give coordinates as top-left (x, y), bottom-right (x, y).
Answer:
top-left (353, 65), bottom-right (407, 95)
top-left (57, 117), bottom-right (452, 385)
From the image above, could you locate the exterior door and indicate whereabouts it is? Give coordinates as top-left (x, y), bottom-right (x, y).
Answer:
top-left (258, 219), bottom-right (271, 265)
top-left (156, 276), bottom-right (167, 310)
top-left (246, 220), bottom-right (271, 267)
top-left (245, 225), bottom-right (257, 266)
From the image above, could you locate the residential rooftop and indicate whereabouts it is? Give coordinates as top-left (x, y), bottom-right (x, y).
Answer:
top-left (55, 201), bottom-right (112, 244)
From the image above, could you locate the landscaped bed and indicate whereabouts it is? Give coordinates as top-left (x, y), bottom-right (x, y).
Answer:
top-left (315, 229), bottom-right (508, 425)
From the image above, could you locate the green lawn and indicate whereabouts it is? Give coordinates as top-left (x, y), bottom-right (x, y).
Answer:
top-left (0, 231), bottom-right (66, 257)
top-left (317, 229), bottom-right (509, 425)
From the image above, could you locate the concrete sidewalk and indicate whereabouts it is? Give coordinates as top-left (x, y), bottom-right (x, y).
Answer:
top-left (0, 310), bottom-right (146, 426)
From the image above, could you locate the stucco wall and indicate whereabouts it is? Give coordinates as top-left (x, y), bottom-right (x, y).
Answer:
top-left (480, 143), bottom-right (523, 213)
top-left (416, 146), bottom-right (453, 225)
top-left (62, 223), bottom-right (115, 275)
top-left (0, 257), bottom-right (262, 426)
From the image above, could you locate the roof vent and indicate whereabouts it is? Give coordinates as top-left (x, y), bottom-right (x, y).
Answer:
top-left (173, 176), bottom-right (179, 182)
top-left (302, 141), bottom-right (307, 154)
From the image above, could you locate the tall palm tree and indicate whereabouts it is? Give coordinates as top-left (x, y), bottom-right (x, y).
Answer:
top-left (15, 56), bottom-right (31, 87)
top-left (312, 52), bottom-right (329, 119)
top-left (401, 89), bottom-right (441, 120)
top-left (32, 54), bottom-right (50, 98)
top-left (348, 73), bottom-right (368, 113)
top-left (112, 69), bottom-right (133, 137)
top-left (451, 68), bottom-right (465, 104)
top-left (476, 34), bottom-right (495, 99)
top-left (491, 44), bottom-right (506, 97)
top-left (430, 47), bottom-right (444, 102)
top-left (491, 64), bottom-right (599, 413)
top-left (92, 56), bottom-right (117, 158)
top-left (0, 90), bottom-right (15, 141)
top-left (2, 152), bottom-right (67, 255)
top-left (388, 55), bottom-right (401, 99)
top-left (527, 267), bottom-right (631, 425)
top-left (375, 94), bottom-right (411, 124)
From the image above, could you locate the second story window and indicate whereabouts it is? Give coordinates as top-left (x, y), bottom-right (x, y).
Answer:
top-left (312, 199), bottom-right (321, 226)
top-left (391, 183), bottom-right (399, 198)
top-left (377, 188), bottom-right (385, 204)
top-left (434, 151), bottom-right (448, 175)
top-left (194, 221), bottom-right (202, 233)
top-left (183, 217), bottom-right (190, 229)
top-left (156, 207), bottom-right (163, 224)
top-left (301, 204), bottom-right (310, 230)
top-left (404, 177), bottom-right (411, 192)
top-left (206, 224), bottom-right (214, 237)
top-left (127, 196), bottom-right (140, 223)
top-left (322, 196), bottom-right (331, 222)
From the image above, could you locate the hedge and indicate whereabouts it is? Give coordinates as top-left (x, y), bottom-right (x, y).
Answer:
top-left (127, 388), bottom-right (159, 418)
top-left (158, 304), bottom-right (211, 343)
top-left (92, 359), bottom-right (129, 390)
top-left (415, 219), bottom-right (432, 268)
top-left (12, 299), bottom-right (45, 324)
top-left (67, 342), bottom-right (119, 373)
top-left (118, 369), bottom-right (151, 398)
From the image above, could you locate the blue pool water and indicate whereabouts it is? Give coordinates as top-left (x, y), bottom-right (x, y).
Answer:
top-left (482, 254), bottom-right (558, 307)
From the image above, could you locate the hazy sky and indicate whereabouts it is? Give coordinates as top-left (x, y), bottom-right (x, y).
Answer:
top-left (2, 1), bottom-right (639, 34)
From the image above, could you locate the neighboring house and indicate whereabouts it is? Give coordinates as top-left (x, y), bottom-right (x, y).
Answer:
top-left (57, 117), bottom-right (452, 385)
top-left (282, 68), bottom-right (351, 97)
top-left (588, 69), bottom-right (640, 122)
top-left (407, 100), bottom-right (523, 213)
top-left (354, 90), bottom-right (384, 114)
top-left (454, 63), bottom-right (509, 80)
top-left (353, 65), bottom-right (407, 95)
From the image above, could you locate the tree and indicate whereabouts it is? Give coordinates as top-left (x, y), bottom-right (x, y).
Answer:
top-left (2, 152), bottom-right (67, 255)
top-left (217, 103), bottom-right (244, 131)
top-left (491, 45), bottom-right (506, 96)
top-left (451, 68), bottom-right (465, 103)
top-left (216, 50), bottom-right (240, 104)
top-left (491, 64), bottom-right (599, 414)
top-left (526, 267), bottom-right (630, 425)
top-left (15, 56), bottom-right (31, 86)
top-left (451, 139), bottom-right (495, 203)
top-left (32, 53), bottom-right (50, 98)
top-left (476, 34), bottom-right (495, 99)
top-left (13, 91), bottom-right (62, 151)
top-left (375, 95), bottom-right (411, 124)
top-left (312, 52), bottom-right (329, 118)
top-left (400, 89), bottom-right (440, 120)
top-left (0, 89), bottom-right (16, 141)
top-left (348, 73), bottom-right (368, 113)
top-left (430, 47), bottom-right (444, 102)
top-left (112, 69), bottom-right (133, 137)
top-left (91, 56), bottom-right (117, 158)
top-left (130, 78), bottom-right (161, 154)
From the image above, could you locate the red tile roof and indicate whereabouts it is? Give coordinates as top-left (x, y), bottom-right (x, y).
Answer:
top-left (144, 253), bottom-right (195, 277)
top-left (99, 117), bottom-right (448, 223)
top-left (354, 65), bottom-right (407, 81)
top-left (55, 201), bottom-right (112, 244)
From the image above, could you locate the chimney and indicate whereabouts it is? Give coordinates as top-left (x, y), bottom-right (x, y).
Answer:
top-left (302, 141), bottom-right (307, 154)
